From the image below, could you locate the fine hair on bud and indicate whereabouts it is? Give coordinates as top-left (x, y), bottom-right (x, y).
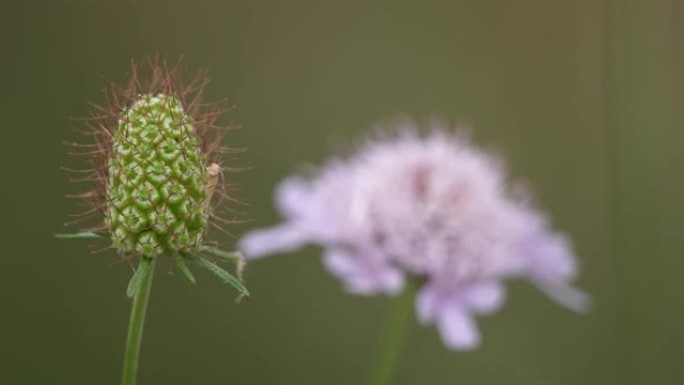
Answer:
top-left (64, 56), bottom-right (247, 261)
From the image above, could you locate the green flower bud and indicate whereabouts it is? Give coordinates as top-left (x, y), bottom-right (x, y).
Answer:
top-left (106, 94), bottom-right (210, 256)
top-left (59, 56), bottom-right (249, 299)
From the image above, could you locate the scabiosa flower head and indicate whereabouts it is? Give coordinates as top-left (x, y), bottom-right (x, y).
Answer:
top-left (239, 120), bottom-right (588, 350)
top-left (65, 56), bottom-right (246, 263)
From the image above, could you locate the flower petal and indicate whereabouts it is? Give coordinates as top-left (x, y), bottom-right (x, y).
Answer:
top-left (529, 234), bottom-right (578, 281)
top-left (437, 305), bottom-right (480, 350)
top-left (416, 284), bottom-right (441, 324)
top-left (532, 279), bottom-right (591, 313)
top-left (525, 233), bottom-right (590, 312)
top-left (238, 224), bottom-right (308, 259)
top-left (322, 248), bottom-right (360, 276)
top-left (275, 177), bottom-right (312, 218)
top-left (463, 281), bottom-right (505, 315)
top-left (322, 248), bottom-right (404, 295)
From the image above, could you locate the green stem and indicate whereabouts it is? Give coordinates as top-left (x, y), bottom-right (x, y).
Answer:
top-left (367, 279), bottom-right (419, 385)
top-left (122, 257), bottom-right (155, 385)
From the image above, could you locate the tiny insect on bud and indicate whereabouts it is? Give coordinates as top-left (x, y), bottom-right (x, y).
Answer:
top-left (205, 163), bottom-right (223, 208)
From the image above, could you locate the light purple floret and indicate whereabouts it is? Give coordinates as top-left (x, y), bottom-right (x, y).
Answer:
top-left (239, 122), bottom-right (589, 350)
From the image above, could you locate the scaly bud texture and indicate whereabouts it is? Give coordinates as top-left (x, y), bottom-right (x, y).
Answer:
top-left (106, 94), bottom-right (209, 256)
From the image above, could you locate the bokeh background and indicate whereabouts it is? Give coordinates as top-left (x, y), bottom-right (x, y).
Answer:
top-left (2, 1), bottom-right (683, 384)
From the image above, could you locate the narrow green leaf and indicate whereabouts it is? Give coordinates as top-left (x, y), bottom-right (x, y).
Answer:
top-left (174, 255), bottom-right (196, 284)
top-left (201, 247), bottom-right (240, 261)
top-left (202, 240), bottom-right (220, 248)
top-left (54, 231), bottom-right (104, 239)
top-left (183, 252), bottom-right (250, 300)
top-left (127, 257), bottom-right (154, 298)
top-left (200, 247), bottom-right (246, 281)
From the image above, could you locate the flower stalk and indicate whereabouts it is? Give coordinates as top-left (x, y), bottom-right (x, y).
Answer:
top-left (122, 256), bottom-right (155, 385)
top-left (368, 279), bottom-right (419, 385)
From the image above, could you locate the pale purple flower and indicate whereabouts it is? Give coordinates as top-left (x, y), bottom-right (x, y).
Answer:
top-left (240, 121), bottom-right (589, 350)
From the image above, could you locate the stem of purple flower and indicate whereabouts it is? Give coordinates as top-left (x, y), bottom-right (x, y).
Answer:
top-left (367, 278), bottom-right (420, 385)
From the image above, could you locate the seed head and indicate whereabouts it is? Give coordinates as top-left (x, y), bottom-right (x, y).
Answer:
top-left (65, 56), bottom-right (245, 260)
top-left (106, 93), bottom-right (210, 256)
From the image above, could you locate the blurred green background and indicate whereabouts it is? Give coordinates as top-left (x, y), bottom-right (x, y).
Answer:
top-left (2, 0), bottom-right (683, 384)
